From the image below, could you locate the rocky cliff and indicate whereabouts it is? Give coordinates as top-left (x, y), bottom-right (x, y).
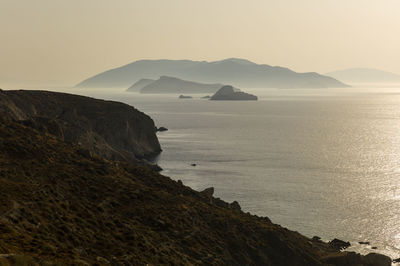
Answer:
top-left (0, 117), bottom-right (392, 265)
top-left (0, 91), bottom-right (393, 265)
top-left (0, 89), bottom-right (161, 161)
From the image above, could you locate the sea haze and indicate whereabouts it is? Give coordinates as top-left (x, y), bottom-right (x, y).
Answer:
top-left (67, 86), bottom-right (400, 260)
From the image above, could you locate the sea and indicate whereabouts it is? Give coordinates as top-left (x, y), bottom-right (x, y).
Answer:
top-left (56, 86), bottom-right (400, 260)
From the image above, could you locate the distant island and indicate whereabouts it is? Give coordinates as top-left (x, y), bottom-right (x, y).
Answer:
top-left (327, 68), bottom-right (400, 84)
top-left (210, 85), bottom-right (258, 101)
top-left (178, 95), bottom-right (192, 99)
top-left (127, 76), bottom-right (224, 94)
top-left (127, 78), bottom-right (155, 91)
top-left (76, 58), bottom-right (349, 89)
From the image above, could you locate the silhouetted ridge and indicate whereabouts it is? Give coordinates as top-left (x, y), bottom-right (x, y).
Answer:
top-left (131, 76), bottom-right (224, 94)
top-left (327, 68), bottom-right (400, 84)
top-left (76, 58), bottom-right (349, 89)
top-left (126, 78), bottom-right (155, 92)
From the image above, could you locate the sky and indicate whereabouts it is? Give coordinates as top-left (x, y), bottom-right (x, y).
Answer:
top-left (1, 0), bottom-right (400, 87)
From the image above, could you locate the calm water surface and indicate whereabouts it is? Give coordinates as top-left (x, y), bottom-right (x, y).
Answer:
top-left (70, 87), bottom-right (400, 260)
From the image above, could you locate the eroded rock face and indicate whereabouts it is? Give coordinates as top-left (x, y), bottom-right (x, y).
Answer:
top-left (0, 90), bottom-right (161, 161)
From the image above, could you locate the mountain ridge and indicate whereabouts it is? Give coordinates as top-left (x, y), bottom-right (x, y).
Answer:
top-left (76, 58), bottom-right (349, 89)
top-left (327, 68), bottom-right (400, 84)
top-left (128, 76), bottom-right (225, 94)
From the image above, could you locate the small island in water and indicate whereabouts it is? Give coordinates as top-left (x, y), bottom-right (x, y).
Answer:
top-left (210, 85), bottom-right (258, 101)
top-left (179, 94), bottom-right (193, 99)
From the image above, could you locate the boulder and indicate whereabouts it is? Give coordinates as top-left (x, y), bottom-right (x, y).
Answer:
top-left (311, 236), bottom-right (322, 242)
top-left (230, 201), bottom-right (241, 211)
top-left (200, 187), bottom-right (214, 198)
top-left (363, 253), bottom-right (392, 266)
top-left (321, 251), bottom-right (362, 266)
top-left (321, 251), bottom-right (391, 266)
top-left (329, 238), bottom-right (351, 250)
top-left (156, 126), bottom-right (168, 132)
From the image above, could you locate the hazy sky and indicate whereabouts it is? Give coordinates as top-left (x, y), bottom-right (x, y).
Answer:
top-left (1, 0), bottom-right (400, 87)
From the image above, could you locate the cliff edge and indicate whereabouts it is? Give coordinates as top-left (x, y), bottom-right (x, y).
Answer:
top-left (0, 90), bottom-right (161, 161)
top-left (0, 117), bottom-right (391, 265)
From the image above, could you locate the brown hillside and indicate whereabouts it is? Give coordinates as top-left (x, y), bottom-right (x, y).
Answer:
top-left (0, 98), bottom-right (391, 266)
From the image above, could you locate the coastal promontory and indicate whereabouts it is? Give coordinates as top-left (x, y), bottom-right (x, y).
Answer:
top-left (0, 90), bottom-right (161, 161)
top-left (0, 90), bottom-right (391, 266)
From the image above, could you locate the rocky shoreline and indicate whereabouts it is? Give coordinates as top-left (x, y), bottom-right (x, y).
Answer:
top-left (0, 90), bottom-right (394, 265)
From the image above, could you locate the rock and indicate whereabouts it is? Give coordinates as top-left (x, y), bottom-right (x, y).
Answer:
top-left (363, 253), bottom-right (392, 266)
top-left (311, 236), bottom-right (322, 242)
top-left (371, 246), bottom-right (378, 249)
top-left (156, 126), bottom-right (168, 132)
top-left (0, 90), bottom-right (162, 162)
top-left (393, 257), bottom-right (400, 263)
top-left (147, 163), bottom-right (163, 172)
top-left (191, 163), bottom-right (196, 166)
top-left (329, 238), bottom-right (351, 250)
top-left (200, 187), bottom-right (214, 198)
top-left (321, 251), bottom-right (362, 266)
top-left (359, 241), bottom-right (371, 245)
top-left (230, 201), bottom-right (241, 211)
top-left (179, 95), bottom-right (192, 99)
top-left (202, 95), bottom-right (211, 99)
top-left (210, 85), bottom-right (257, 101)
top-left (321, 251), bottom-right (391, 266)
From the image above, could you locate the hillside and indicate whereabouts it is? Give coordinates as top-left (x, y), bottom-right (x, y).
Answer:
top-left (327, 68), bottom-right (400, 84)
top-left (132, 76), bottom-right (224, 94)
top-left (0, 89), bottom-right (161, 162)
top-left (76, 58), bottom-right (349, 89)
top-left (0, 90), bottom-right (391, 266)
top-left (126, 78), bottom-right (155, 92)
